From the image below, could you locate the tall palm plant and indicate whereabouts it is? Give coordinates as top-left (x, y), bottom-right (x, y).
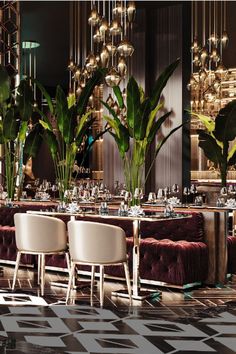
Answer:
top-left (191, 100), bottom-right (236, 187)
top-left (0, 65), bottom-right (37, 199)
top-left (102, 58), bottom-right (185, 201)
top-left (35, 68), bottom-right (106, 201)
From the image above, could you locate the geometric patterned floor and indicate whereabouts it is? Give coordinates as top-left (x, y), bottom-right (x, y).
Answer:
top-left (1, 266), bottom-right (236, 353)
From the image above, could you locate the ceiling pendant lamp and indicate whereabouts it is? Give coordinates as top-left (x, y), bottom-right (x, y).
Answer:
top-left (100, 45), bottom-right (110, 68)
top-left (117, 56), bottom-right (127, 77)
top-left (85, 53), bottom-right (98, 72)
top-left (109, 19), bottom-right (122, 36)
top-left (117, 39), bottom-right (134, 57)
top-left (105, 67), bottom-right (121, 87)
top-left (88, 5), bottom-right (100, 26)
top-left (127, 2), bottom-right (136, 23)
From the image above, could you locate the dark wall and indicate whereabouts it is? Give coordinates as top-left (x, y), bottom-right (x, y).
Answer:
top-left (20, 1), bottom-right (69, 91)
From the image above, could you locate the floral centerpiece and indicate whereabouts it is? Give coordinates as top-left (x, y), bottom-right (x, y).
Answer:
top-left (102, 58), bottom-right (184, 204)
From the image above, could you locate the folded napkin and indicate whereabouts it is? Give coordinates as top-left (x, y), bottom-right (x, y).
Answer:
top-left (167, 197), bottom-right (180, 206)
top-left (225, 198), bottom-right (236, 207)
top-left (66, 203), bottom-right (80, 213)
top-left (128, 206), bottom-right (145, 216)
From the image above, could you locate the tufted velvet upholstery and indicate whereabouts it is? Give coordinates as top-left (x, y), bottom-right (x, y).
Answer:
top-left (140, 212), bottom-right (204, 242)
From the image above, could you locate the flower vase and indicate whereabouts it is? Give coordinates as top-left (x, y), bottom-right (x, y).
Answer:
top-left (123, 159), bottom-right (145, 206)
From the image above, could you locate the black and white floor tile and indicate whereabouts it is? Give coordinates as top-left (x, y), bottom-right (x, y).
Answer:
top-left (0, 267), bottom-right (236, 353)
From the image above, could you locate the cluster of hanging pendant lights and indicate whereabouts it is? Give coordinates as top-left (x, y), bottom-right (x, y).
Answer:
top-left (188, 1), bottom-right (229, 114)
top-left (68, 0), bottom-right (136, 95)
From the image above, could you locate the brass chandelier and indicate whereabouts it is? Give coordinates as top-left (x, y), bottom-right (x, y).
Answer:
top-left (68, 0), bottom-right (136, 96)
top-left (189, 1), bottom-right (229, 115)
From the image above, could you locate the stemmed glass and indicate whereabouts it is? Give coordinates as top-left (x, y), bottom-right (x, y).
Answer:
top-left (172, 183), bottom-right (179, 195)
top-left (51, 184), bottom-right (58, 199)
top-left (134, 188), bottom-right (143, 206)
top-left (148, 192), bottom-right (156, 204)
top-left (183, 187), bottom-right (190, 206)
top-left (91, 186), bottom-right (99, 212)
top-left (124, 191), bottom-right (132, 208)
top-left (157, 188), bottom-right (165, 203)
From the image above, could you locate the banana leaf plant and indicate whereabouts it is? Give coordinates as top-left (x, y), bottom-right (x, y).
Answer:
top-left (101, 58), bottom-right (185, 202)
top-left (191, 100), bottom-right (236, 187)
top-left (34, 68), bottom-right (106, 201)
top-left (0, 65), bottom-right (39, 200)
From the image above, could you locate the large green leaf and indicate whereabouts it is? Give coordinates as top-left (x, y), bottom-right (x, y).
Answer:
top-left (146, 102), bottom-right (163, 138)
top-left (190, 111), bottom-right (215, 132)
top-left (3, 108), bottom-right (18, 140)
top-left (44, 130), bottom-right (59, 160)
top-left (228, 143), bottom-right (236, 162)
top-left (214, 100), bottom-right (236, 142)
top-left (127, 76), bottom-right (140, 132)
top-left (55, 85), bottom-right (70, 143)
top-left (35, 107), bottom-right (53, 131)
top-left (198, 130), bottom-right (223, 165)
top-left (150, 58), bottom-right (180, 109)
top-left (147, 111), bottom-right (172, 145)
top-left (228, 149), bottom-right (236, 166)
top-left (24, 124), bottom-right (43, 158)
top-left (34, 79), bottom-right (54, 114)
top-left (18, 121), bottom-right (28, 142)
top-left (76, 111), bottom-right (93, 139)
top-left (77, 68), bottom-right (106, 117)
top-left (101, 100), bottom-right (121, 127)
top-left (0, 121), bottom-right (4, 144)
top-left (134, 98), bottom-right (151, 140)
top-left (113, 86), bottom-right (124, 108)
top-left (16, 79), bottom-right (33, 121)
top-left (75, 117), bottom-right (96, 146)
top-left (0, 65), bottom-right (10, 104)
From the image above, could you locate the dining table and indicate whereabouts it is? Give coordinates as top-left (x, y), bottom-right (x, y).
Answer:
top-left (27, 207), bottom-right (191, 300)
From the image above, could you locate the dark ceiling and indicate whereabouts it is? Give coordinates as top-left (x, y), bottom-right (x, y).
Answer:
top-left (20, 1), bottom-right (236, 92)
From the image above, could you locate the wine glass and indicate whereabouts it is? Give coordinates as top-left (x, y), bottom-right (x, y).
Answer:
top-left (183, 187), bottom-right (190, 205)
top-left (148, 192), bottom-right (156, 204)
top-left (124, 191), bottom-right (132, 208)
top-left (172, 183), bottom-right (179, 195)
top-left (134, 188), bottom-right (143, 205)
top-left (51, 184), bottom-right (58, 199)
top-left (157, 188), bottom-right (165, 203)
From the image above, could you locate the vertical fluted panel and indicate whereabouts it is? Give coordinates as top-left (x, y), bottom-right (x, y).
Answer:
top-left (154, 5), bottom-right (183, 190)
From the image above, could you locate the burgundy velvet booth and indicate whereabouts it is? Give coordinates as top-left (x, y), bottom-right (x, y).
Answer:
top-left (73, 212), bottom-right (209, 286)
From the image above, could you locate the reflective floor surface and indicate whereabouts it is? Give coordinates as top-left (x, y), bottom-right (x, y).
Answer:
top-left (0, 266), bottom-right (236, 353)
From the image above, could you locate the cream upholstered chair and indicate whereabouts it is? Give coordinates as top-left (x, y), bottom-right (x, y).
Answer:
top-left (13, 213), bottom-right (69, 296)
top-left (66, 220), bottom-right (132, 306)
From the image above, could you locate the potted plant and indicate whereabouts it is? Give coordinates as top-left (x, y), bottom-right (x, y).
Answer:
top-left (101, 58), bottom-right (184, 204)
top-left (0, 65), bottom-right (38, 200)
top-left (191, 100), bottom-right (236, 187)
top-left (34, 68), bottom-right (106, 201)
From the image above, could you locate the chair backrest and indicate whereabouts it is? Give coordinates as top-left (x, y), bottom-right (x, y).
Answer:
top-left (68, 220), bottom-right (127, 264)
top-left (14, 213), bottom-right (67, 252)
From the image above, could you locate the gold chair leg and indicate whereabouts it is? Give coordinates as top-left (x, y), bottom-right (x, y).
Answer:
top-left (37, 254), bottom-right (41, 285)
top-left (91, 265), bottom-right (95, 297)
top-left (123, 261), bottom-right (132, 302)
top-left (99, 265), bottom-right (104, 307)
top-left (41, 254), bottom-right (45, 296)
top-left (65, 252), bottom-right (70, 274)
top-left (66, 262), bottom-right (75, 305)
top-left (12, 251), bottom-right (21, 290)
